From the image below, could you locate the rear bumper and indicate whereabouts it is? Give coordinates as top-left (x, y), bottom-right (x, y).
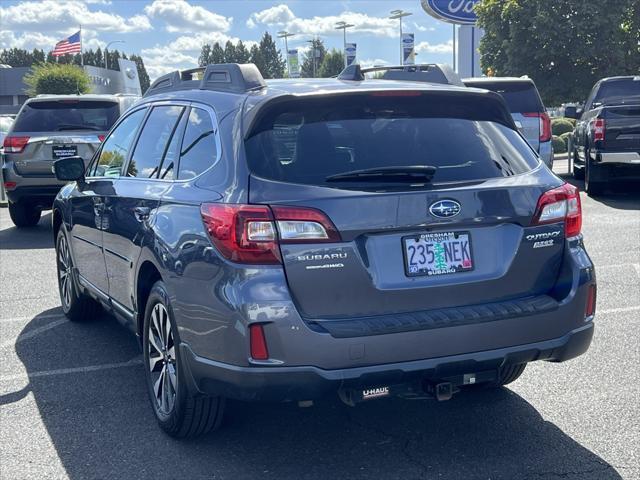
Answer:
top-left (181, 322), bottom-right (594, 402)
top-left (2, 163), bottom-right (64, 205)
top-left (597, 151), bottom-right (640, 164)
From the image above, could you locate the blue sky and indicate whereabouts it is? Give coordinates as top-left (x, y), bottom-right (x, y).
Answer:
top-left (0, 0), bottom-right (456, 79)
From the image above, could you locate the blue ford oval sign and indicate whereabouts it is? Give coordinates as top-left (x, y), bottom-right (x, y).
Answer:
top-left (421, 0), bottom-right (480, 25)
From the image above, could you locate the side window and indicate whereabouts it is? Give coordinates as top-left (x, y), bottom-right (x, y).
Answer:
top-left (178, 107), bottom-right (218, 180)
top-left (127, 105), bottom-right (184, 178)
top-left (92, 108), bottom-right (146, 177)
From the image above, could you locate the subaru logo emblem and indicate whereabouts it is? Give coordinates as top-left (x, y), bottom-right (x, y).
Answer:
top-left (429, 199), bottom-right (461, 218)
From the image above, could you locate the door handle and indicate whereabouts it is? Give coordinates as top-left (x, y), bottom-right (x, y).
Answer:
top-left (134, 206), bottom-right (151, 222)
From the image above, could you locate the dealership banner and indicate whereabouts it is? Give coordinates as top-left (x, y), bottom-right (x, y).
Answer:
top-left (402, 33), bottom-right (415, 65)
top-left (288, 49), bottom-right (300, 78)
top-left (345, 43), bottom-right (357, 66)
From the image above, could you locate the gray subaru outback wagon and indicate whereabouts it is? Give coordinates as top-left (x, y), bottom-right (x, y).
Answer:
top-left (51, 64), bottom-right (595, 438)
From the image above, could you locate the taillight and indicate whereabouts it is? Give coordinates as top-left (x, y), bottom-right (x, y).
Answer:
top-left (249, 324), bottom-right (269, 360)
top-left (523, 112), bottom-right (551, 142)
top-left (531, 183), bottom-right (582, 237)
top-left (3, 181), bottom-right (17, 190)
top-left (200, 204), bottom-right (341, 265)
top-left (271, 206), bottom-right (340, 243)
top-left (591, 118), bottom-right (605, 142)
top-left (585, 284), bottom-right (597, 318)
top-left (98, 135), bottom-right (106, 142)
top-left (2, 136), bottom-right (30, 153)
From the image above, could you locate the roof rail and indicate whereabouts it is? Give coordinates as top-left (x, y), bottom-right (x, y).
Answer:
top-left (338, 63), bottom-right (463, 87)
top-left (145, 63), bottom-right (266, 97)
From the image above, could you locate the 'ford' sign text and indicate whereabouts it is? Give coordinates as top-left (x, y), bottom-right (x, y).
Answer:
top-left (421, 0), bottom-right (480, 25)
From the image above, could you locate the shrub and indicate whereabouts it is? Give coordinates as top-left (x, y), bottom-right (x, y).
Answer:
top-left (552, 135), bottom-right (566, 153)
top-left (551, 118), bottom-right (574, 136)
top-left (24, 63), bottom-right (90, 96)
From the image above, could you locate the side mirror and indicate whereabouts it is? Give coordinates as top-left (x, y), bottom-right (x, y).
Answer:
top-left (53, 156), bottom-right (85, 182)
top-left (563, 106), bottom-right (577, 119)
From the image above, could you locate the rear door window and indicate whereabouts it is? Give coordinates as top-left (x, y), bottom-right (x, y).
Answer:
top-left (466, 82), bottom-right (543, 113)
top-left (12, 100), bottom-right (120, 132)
top-left (127, 105), bottom-right (184, 178)
top-left (91, 108), bottom-right (146, 177)
top-left (245, 95), bottom-right (539, 189)
top-left (178, 107), bottom-right (218, 180)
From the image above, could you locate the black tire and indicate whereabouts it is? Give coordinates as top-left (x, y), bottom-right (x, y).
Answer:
top-left (490, 363), bottom-right (527, 387)
top-left (143, 281), bottom-right (225, 438)
top-left (8, 201), bottom-right (41, 228)
top-left (585, 154), bottom-right (605, 196)
top-left (56, 228), bottom-right (101, 322)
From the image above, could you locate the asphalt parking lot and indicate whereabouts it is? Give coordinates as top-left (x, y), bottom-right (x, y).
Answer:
top-left (0, 161), bottom-right (638, 480)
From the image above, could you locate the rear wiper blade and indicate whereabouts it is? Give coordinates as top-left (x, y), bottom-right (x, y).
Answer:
top-left (326, 165), bottom-right (436, 183)
top-left (56, 124), bottom-right (100, 131)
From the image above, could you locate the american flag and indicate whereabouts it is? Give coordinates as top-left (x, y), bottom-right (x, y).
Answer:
top-left (52, 31), bottom-right (81, 57)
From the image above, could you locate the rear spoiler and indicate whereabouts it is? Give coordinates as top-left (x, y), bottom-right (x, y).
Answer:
top-left (243, 89), bottom-right (517, 140)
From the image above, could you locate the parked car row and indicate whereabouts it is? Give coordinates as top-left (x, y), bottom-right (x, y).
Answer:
top-left (50, 63), bottom-right (595, 438)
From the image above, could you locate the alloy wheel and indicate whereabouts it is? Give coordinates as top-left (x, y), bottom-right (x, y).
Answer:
top-left (148, 303), bottom-right (177, 415)
top-left (57, 234), bottom-right (72, 309)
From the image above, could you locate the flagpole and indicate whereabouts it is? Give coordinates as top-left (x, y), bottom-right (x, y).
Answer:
top-left (79, 25), bottom-right (83, 67)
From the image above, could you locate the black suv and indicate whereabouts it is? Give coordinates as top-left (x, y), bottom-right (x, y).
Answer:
top-left (52, 63), bottom-right (595, 438)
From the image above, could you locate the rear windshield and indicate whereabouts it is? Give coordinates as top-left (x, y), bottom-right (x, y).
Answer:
top-left (245, 95), bottom-right (539, 189)
top-left (595, 79), bottom-right (640, 105)
top-left (13, 100), bottom-right (120, 132)
top-left (466, 81), bottom-right (543, 113)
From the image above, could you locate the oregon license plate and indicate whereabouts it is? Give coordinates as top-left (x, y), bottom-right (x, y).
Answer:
top-left (403, 231), bottom-right (473, 277)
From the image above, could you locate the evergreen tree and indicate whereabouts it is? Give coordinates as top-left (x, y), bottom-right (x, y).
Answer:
top-left (210, 43), bottom-right (225, 64)
top-left (235, 41), bottom-right (251, 63)
top-left (223, 41), bottom-right (237, 63)
top-left (249, 44), bottom-right (265, 75)
top-left (198, 44), bottom-right (211, 67)
top-left (256, 32), bottom-right (285, 79)
top-left (319, 49), bottom-right (345, 78)
top-left (300, 39), bottom-right (326, 78)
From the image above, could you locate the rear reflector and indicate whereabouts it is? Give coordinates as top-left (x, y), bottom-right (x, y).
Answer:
top-left (591, 118), bottom-right (605, 142)
top-left (98, 134), bottom-right (106, 142)
top-left (200, 204), bottom-right (340, 265)
top-left (3, 136), bottom-right (30, 153)
top-left (249, 324), bottom-right (269, 360)
top-left (531, 183), bottom-right (582, 237)
top-left (585, 284), bottom-right (597, 318)
top-left (3, 181), bottom-right (17, 190)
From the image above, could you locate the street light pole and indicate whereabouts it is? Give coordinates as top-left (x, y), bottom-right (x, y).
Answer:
top-left (335, 21), bottom-right (355, 68)
top-left (277, 31), bottom-right (295, 77)
top-left (389, 10), bottom-right (412, 65)
top-left (104, 40), bottom-right (125, 70)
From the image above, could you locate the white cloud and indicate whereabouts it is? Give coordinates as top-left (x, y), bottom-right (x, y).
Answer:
top-left (412, 22), bottom-right (435, 33)
top-left (0, 30), bottom-right (58, 50)
top-left (141, 33), bottom-right (256, 80)
top-left (247, 4), bottom-right (398, 37)
top-left (84, 0), bottom-right (112, 4)
top-left (0, 1), bottom-right (151, 33)
top-left (415, 40), bottom-right (453, 54)
top-left (145, 0), bottom-right (231, 33)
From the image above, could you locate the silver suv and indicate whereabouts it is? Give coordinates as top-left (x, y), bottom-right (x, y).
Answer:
top-left (2, 94), bottom-right (138, 227)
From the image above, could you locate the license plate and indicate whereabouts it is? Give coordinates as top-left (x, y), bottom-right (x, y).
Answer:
top-left (52, 145), bottom-right (77, 159)
top-left (403, 231), bottom-right (473, 277)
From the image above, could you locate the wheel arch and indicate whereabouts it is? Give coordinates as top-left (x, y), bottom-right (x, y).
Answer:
top-left (136, 260), bottom-right (163, 339)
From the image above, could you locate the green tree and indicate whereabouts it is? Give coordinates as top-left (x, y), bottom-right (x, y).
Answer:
top-left (301, 39), bottom-right (327, 78)
top-left (235, 40), bottom-right (251, 63)
top-left (249, 44), bottom-right (265, 75)
top-left (210, 43), bottom-right (225, 63)
top-left (319, 49), bottom-right (345, 77)
top-left (198, 44), bottom-right (211, 67)
top-left (0, 48), bottom-right (35, 66)
top-left (24, 63), bottom-right (90, 95)
top-left (256, 32), bottom-right (285, 79)
top-left (476, 0), bottom-right (640, 105)
top-left (129, 54), bottom-right (151, 94)
top-left (223, 40), bottom-right (237, 63)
